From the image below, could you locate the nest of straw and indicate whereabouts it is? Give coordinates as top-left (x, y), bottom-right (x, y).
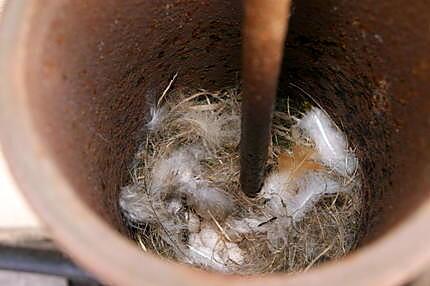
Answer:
top-left (119, 87), bottom-right (363, 274)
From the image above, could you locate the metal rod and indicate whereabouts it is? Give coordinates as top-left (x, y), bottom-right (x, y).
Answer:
top-left (240, 0), bottom-right (291, 197)
top-left (0, 245), bottom-right (100, 285)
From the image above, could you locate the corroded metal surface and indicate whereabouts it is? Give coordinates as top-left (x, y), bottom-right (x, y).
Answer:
top-left (1, 0), bottom-right (430, 286)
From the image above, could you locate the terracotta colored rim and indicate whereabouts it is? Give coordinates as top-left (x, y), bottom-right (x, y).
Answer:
top-left (1, 1), bottom-right (430, 285)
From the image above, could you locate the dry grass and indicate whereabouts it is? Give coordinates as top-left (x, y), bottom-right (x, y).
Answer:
top-left (120, 87), bottom-right (364, 275)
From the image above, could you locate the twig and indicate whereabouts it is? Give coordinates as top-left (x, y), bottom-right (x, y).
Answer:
top-left (157, 72), bottom-right (178, 107)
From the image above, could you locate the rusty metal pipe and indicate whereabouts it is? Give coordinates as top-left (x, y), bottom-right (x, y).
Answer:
top-left (240, 0), bottom-right (291, 197)
top-left (3, 1), bottom-right (430, 285)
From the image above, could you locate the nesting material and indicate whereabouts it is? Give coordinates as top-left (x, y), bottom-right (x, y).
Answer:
top-left (119, 87), bottom-right (363, 274)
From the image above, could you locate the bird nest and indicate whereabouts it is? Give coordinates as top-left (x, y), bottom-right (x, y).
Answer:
top-left (119, 86), bottom-right (363, 274)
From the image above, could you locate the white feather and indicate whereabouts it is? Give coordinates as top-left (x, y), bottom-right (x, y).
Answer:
top-left (119, 185), bottom-right (154, 222)
top-left (146, 106), bottom-right (168, 131)
top-left (187, 212), bottom-right (201, 233)
top-left (261, 170), bottom-right (351, 223)
top-left (286, 172), bottom-right (343, 221)
top-left (181, 109), bottom-right (240, 148)
top-left (181, 110), bottom-right (224, 147)
top-left (150, 146), bottom-right (204, 192)
top-left (186, 224), bottom-right (244, 272)
top-left (183, 187), bottom-right (234, 220)
top-left (297, 107), bottom-right (358, 177)
top-left (150, 146), bottom-right (234, 219)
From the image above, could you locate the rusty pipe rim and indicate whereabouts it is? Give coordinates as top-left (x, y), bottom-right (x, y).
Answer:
top-left (1, 1), bottom-right (430, 286)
